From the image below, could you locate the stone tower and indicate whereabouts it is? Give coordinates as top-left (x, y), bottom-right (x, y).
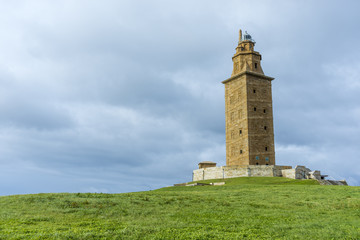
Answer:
top-left (222, 30), bottom-right (275, 166)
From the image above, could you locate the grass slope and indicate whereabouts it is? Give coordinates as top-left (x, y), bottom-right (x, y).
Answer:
top-left (0, 177), bottom-right (359, 239)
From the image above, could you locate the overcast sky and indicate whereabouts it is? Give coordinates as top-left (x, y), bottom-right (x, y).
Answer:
top-left (0, 0), bottom-right (359, 195)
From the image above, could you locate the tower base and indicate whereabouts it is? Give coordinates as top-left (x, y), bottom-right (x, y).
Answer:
top-left (192, 165), bottom-right (347, 185)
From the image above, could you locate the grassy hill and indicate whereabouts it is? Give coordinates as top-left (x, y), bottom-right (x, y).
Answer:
top-left (0, 177), bottom-right (359, 239)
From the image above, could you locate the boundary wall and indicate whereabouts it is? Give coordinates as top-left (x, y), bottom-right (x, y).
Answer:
top-left (192, 165), bottom-right (347, 185)
top-left (193, 165), bottom-right (291, 181)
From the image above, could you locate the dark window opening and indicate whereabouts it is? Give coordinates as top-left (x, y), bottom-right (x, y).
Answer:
top-left (256, 162), bottom-right (259, 165)
top-left (254, 63), bottom-right (258, 69)
top-left (253, 89), bottom-right (256, 93)
top-left (240, 150), bottom-right (243, 154)
top-left (265, 147), bottom-right (268, 151)
top-left (263, 109), bottom-right (266, 113)
top-left (254, 107), bottom-right (257, 111)
top-left (266, 163), bottom-right (269, 166)
top-left (239, 129), bottom-right (242, 135)
top-left (264, 126), bottom-right (267, 130)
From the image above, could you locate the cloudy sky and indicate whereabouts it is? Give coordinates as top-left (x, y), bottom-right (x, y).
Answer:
top-left (0, 0), bottom-right (359, 195)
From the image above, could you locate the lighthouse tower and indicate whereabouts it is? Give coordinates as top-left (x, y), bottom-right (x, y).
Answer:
top-left (192, 30), bottom-right (346, 185)
top-left (222, 30), bottom-right (275, 166)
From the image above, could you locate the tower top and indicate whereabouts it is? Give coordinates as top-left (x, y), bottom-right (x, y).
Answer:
top-left (222, 29), bottom-right (274, 80)
top-left (238, 29), bottom-right (255, 43)
top-left (235, 29), bottom-right (257, 55)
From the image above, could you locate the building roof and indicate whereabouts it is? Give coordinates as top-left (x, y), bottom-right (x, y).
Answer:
top-left (198, 161), bottom-right (216, 164)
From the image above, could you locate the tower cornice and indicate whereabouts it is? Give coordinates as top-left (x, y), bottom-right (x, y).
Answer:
top-left (222, 71), bottom-right (274, 84)
top-left (232, 51), bottom-right (261, 60)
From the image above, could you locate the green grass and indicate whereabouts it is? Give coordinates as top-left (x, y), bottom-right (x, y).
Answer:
top-left (0, 177), bottom-right (359, 239)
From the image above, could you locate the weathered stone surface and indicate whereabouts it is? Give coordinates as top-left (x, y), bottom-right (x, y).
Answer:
top-left (309, 170), bottom-right (321, 180)
top-left (281, 169), bottom-right (296, 179)
top-left (192, 165), bottom-right (292, 181)
top-left (222, 30), bottom-right (275, 166)
top-left (198, 161), bottom-right (216, 169)
top-left (192, 164), bottom-right (335, 182)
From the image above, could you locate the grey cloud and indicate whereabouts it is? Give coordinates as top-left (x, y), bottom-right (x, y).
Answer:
top-left (0, 0), bottom-right (360, 195)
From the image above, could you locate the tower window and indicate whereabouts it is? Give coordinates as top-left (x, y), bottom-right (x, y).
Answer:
top-left (253, 89), bottom-right (256, 93)
top-left (265, 147), bottom-right (268, 151)
top-left (254, 63), bottom-right (258, 69)
top-left (264, 126), bottom-right (267, 130)
top-left (263, 109), bottom-right (266, 113)
top-left (254, 107), bottom-right (257, 111)
top-left (240, 150), bottom-right (243, 154)
top-left (256, 162), bottom-right (259, 165)
top-left (239, 129), bottom-right (242, 135)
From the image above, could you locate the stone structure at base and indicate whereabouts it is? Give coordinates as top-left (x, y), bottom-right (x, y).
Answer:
top-left (193, 165), bottom-right (290, 181)
top-left (192, 164), bottom-right (347, 185)
top-left (198, 161), bottom-right (216, 169)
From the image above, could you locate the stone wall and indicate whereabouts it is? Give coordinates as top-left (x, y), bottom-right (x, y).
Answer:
top-left (192, 164), bottom-right (343, 183)
top-left (281, 166), bottom-right (323, 180)
top-left (281, 169), bottom-right (296, 179)
top-left (193, 165), bottom-right (292, 181)
top-left (223, 166), bottom-right (249, 179)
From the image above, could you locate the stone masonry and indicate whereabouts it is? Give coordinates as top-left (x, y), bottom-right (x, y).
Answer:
top-left (222, 30), bottom-right (275, 166)
top-left (192, 165), bottom-right (347, 185)
top-left (193, 165), bottom-right (291, 181)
